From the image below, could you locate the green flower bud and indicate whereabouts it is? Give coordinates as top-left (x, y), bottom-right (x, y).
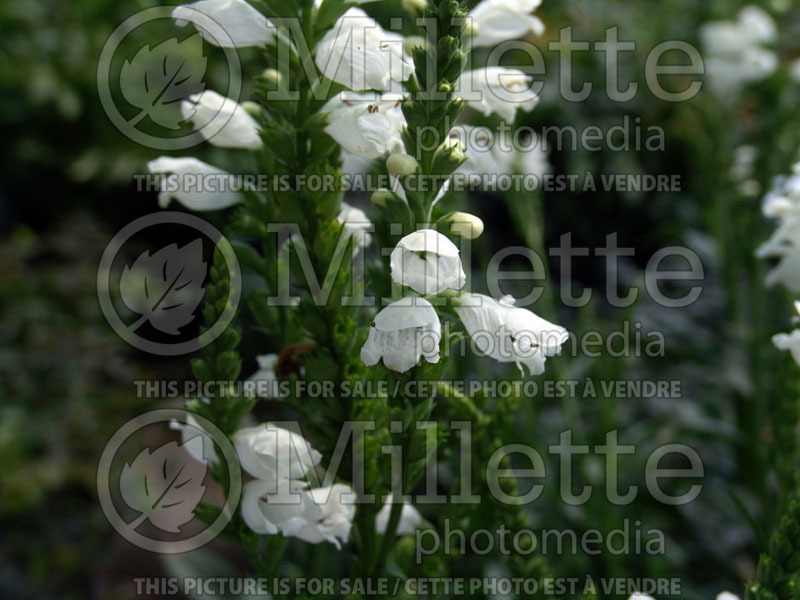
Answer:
top-left (386, 153), bottom-right (419, 178)
top-left (370, 188), bottom-right (395, 207)
top-left (447, 212), bottom-right (484, 239)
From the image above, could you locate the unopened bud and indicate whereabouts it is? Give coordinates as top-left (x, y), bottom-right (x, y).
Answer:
top-left (371, 188), bottom-right (394, 207)
top-left (241, 101), bottom-right (261, 117)
top-left (262, 68), bottom-right (283, 86)
top-left (402, 0), bottom-right (427, 14)
top-left (447, 212), bottom-right (484, 239)
top-left (387, 153), bottom-right (419, 178)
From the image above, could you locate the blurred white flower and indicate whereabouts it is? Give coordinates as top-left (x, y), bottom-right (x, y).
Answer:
top-left (361, 297), bottom-right (442, 372)
top-left (181, 90), bottom-right (262, 150)
top-left (169, 413), bottom-right (219, 464)
top-left (234, 423), bottom-right (322, 481)
top-left (457, 67), bottom-right (539, 122)
top-left (451, 124), bottom-right (549, 181)
top-left (390, 229), bottom-right (466, 294)
top-left (323, 92), bottom-right (406, 159)
top-left (147, 157), bottom-right (244, 211)
top-left (715, 593), bottom-right (741, 600)
top-left (375, 495), bottom-right (424, 535)
top-left (627, 595), bottom-right (655, 600)
top-left (173, 0), bottom-right (275, 48)
top-left (700, 6), bottom-right (777, 97)
top-left (454, 294), bottom-right (568, 375)
top-left (315, 8), bottom-right (413, 91)
top-left (772, 301), bottom-right (800, 365)
top-left (468, 0), bottom-right (545, 48)
top-left (241, 481), bottom-right (355, 548)
top-left (338, 202), bottom-right (373, 249)
top-left (757, 170), bottom-right (800, 292)
top-left (246, 353), bottom-right (278, 398)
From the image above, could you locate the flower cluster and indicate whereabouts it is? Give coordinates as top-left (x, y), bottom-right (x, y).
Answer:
top-left (700, 6), bottom-right (777, 98)
top-left (758, 164), bottom-right (800, 365)
top-left (145, 0), bottom-right (563, 568)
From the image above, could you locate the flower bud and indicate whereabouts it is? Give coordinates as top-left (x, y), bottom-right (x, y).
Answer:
top-left (403, 35), bottom-right (427, 55)
top-left (262, 68), bottom-right (283, 87)
top-left (440, 136), bottom-right (465, 163)
top-left (371, 188), bottom-right (395, 207)
top-left (402, 0), bottom-right (427, 14)
top-left (463, 19), bottom-right (479, 39)
top-left (387, 153), bottom-right (419, 178)
top-left (447, 212), bottom-right (484, 239)
top-left (240, 101), bottom-right (262, 118)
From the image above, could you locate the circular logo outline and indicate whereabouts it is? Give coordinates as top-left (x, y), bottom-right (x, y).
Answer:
top-left (97, 408), bottom-right (242, 554)
top-left (97, 6), bottom-right (243, 150)
top-left (97, 211), bottom-right (241, 356)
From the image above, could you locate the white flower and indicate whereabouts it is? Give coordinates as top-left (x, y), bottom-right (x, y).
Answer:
top-left (390, 229), bottom-right (466, 294)
top-left (361, 297), bottom-right (442, 372)
top-left (246, 353), bottom-right (278, 398)
top-left (457, 67), bottom-right (539, 122)
top-left (700, 6), bottom-right (777, 97)
top-left (773, 301), bottom-right (800, 366)
top-left (323, 92), bottom-right (406, 159)
top-left (757, 172), bottom-right (800, 292)
top-left (233, 423), bottom-right (322, 481)
top-left (147, 157), bottom-right (244, 211)
top-left (375, 496), bottom-right (424, 535)
top-left (338, 202), bottom-right (373, 249)
top-left (315, 8), bottom-right (413, 91)
top-left (241, 478), bottom-right (309, 535)
top-left (169, 413), bottom-right (218, 464)
top-left (294, 484), bottom-right (356, 548)
top-left (181, 90), bottom-right (262, 150)
top-left (715, 593), bottom-right (741, 600)
top-left (173, 0), bottom-right (275, 48)
top-left (454, 294), bottom-right (568, 375)
top-left (627, 595), bottom-right (655, 600)
top-left (241, 481), bottom-right (355, 548)
top-left (468, 0), bottom-right (545, 48)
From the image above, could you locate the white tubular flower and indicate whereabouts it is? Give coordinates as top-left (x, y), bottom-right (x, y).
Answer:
top-left (169, 413), bottom-right (219, 464)
top-left (390, 229), bottom-right (466, 295)
top-left (241, 478), bottom-right (310, 535)
top-left (291, 484), bottom-right (356, 548)
top-left (627, 595), bottom-right (655, 600)
top-left (338, 202), bottom-right (373, 249)
top-left (468, 0), bottom-right (545, 47)
top-left (772, 301), bottom-right (800, 366)
top-left (147, 157), bottom-right (244, 211)
top-left (361, 297), bottom-right (442, 372)
top-left (323, 93), bottom-right (406, 159)
top-left (457, 67), bottom-right (539, 122)
top-left (700, 6), bottom-right (777, 97)
top-left (172, 0), bottom-right (275, 48)
top-left (315, 8), bottom-right (413, 91)
top-left (233, 423), bottom-right (322, 481)
top-left (454, 294), bottom-right (568, 376)
top-left (715, 594), bottom-right (741, 600)
top-left (181, 90), bottom-right (262, 150)
top-left (246, 353), bottom-right (278, 398)
top-left (375, 496), bottom-right (424, 535)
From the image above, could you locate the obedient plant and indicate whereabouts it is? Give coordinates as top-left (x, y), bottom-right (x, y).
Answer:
top-left (148, 0), bottom-right (565, 587)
